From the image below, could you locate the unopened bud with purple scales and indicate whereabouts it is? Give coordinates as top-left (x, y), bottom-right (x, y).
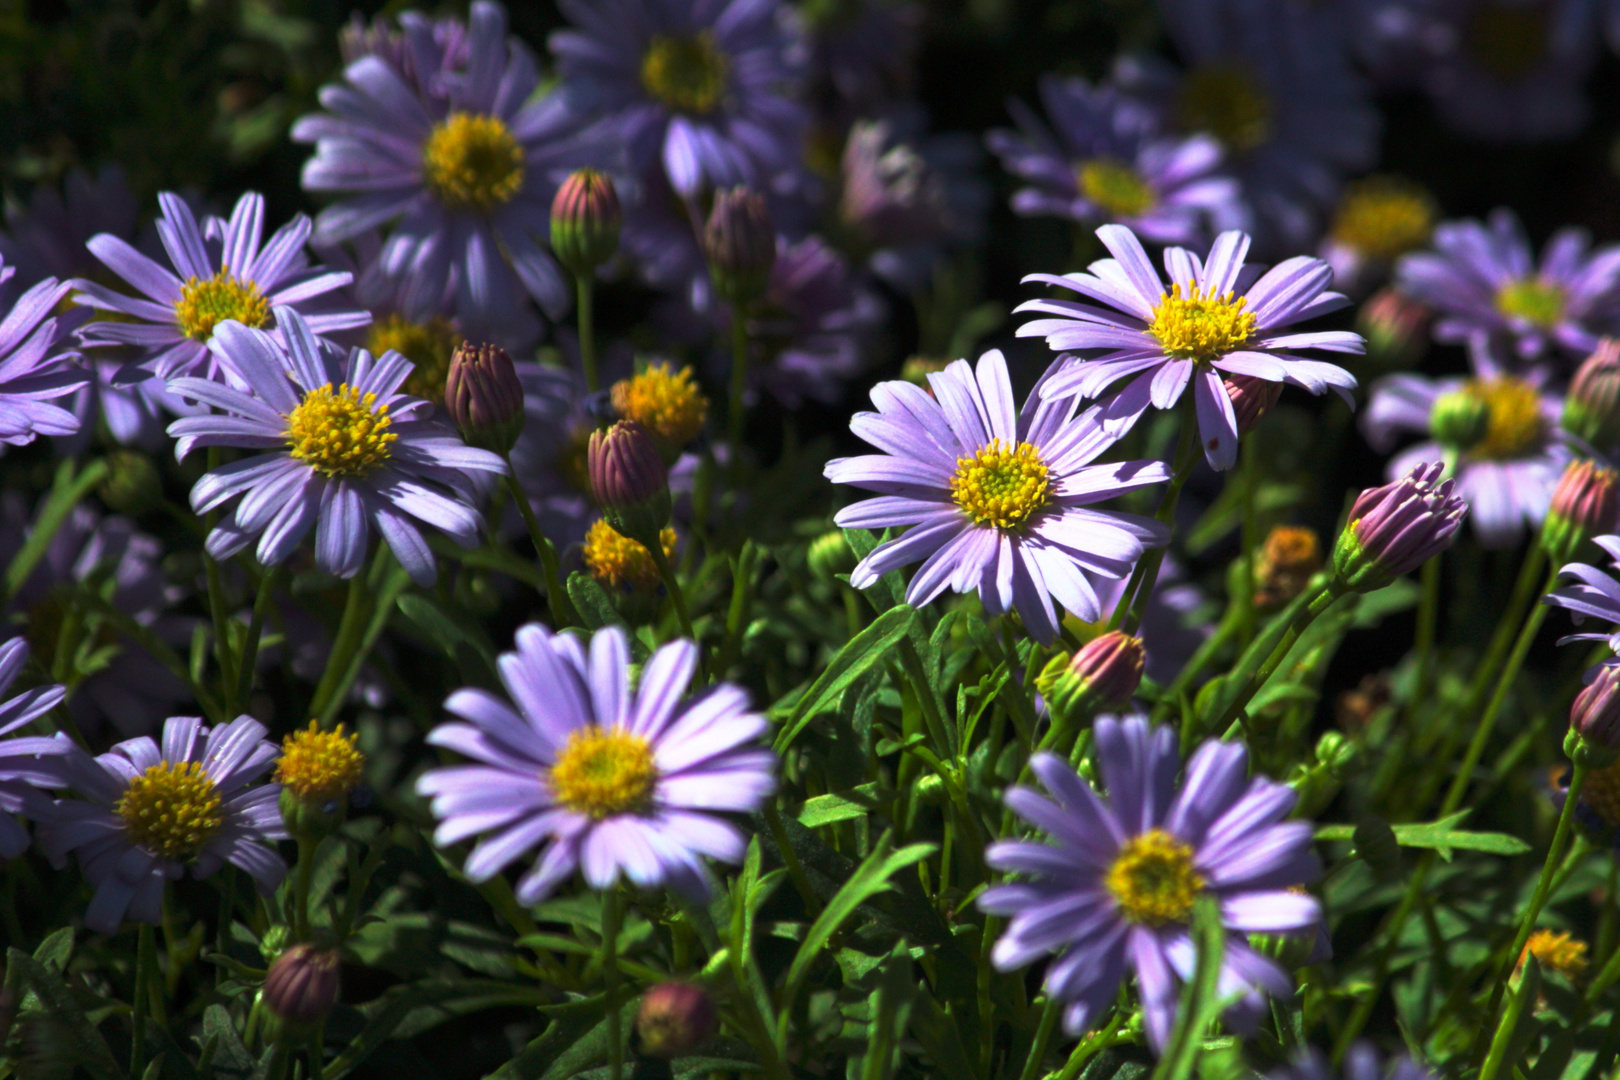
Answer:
top-left (1564, 339), bottom-right (1620, 450)
top-left (1543, 459), bottom-right (1619, 565)
top-left (445, 343), bottom-right (525, 455)
top-left (1223, 373), bottom-right (1283, 436)
top-left (1037, 630), bottom-right (1144, 725)
top-left (635, 982), bottom-right (717, 1059)
top-left (1568, 665), bottom-right (1620, 769)
top-left (1333, 463), bottom-right (1467, 593)
top-left (704, 187), bottom-right (775, 307)
top-left (588, 420), bottom-right (672, 549)
top-left (1356, 287), bottom-right (1432, 371)
top-left (263, 943), bottom-right (341, 1026)
top-left (550, 169), bottom-right (621, 277)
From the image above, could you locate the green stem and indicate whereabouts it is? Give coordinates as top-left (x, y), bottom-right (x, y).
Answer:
top-left (1409, 554), bottom-right (1441, 717)
top-left (648, 540), bottom-right (696, 640)
top-left (292, 833), bottom-right (316, 940)
top-left (232, 564), bottom-right (281, 716)
top-left (1216, 580), bottom-right (1345, 732)
top-left (601, 890), bottom-right (624, 1080)
top-left (502, 470), bottom-right (575, 628)
top-left (130, 923), bottom-right (153, 1078)
top-left (309, 570), bottom-right (370, 721)
top-left (1116, 400), bottom-right (1202, 634)
top-left (577, 273), bottom-right (598, 394)
top-left (1154, 606), bottom-right (1240, 728)
top-left (1017, 998), bottom-right (1061, 1080)
top-left (1478, 960), bottom-right (1538, 1080)
top-left (728, 307), bottom-right (750, 451)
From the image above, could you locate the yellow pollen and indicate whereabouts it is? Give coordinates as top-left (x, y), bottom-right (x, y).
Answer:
top-left (1077, 158), bottom-right (1155, 219)
top-left (1468, 3), bottom-right (1549, 81)
top-left (1496, 277), bottom-right (1565, 329)
top-left (275, 721), bottom-right (366, 804)
top-left (423, 113), bottom-right (525, 213)
top-left (950, 439), bottom-right (1050, 531)
top-left (1330, 177), bottom-right (1436, 259)
top-left (1150, 282), bottom-right (1259, 360)
top-left (174, 268), bottom-right (271, 342)
top-left (1106, 828), bottom-right (1204, 926)
top-left (1176, 64), bottom-right (1274, 153)
top-left (286, 383), bottom-right (397, 479)
top-left (1460, 377), bottom-right (1545, 460)
top-left (367, 315), bottom-right (461, 403)
top-left (640, 33), bottom-right (729, 115)
top-left (1521, 929), bottom-right (1589, 980)
top-left (549, 726), bottom-right (659, 818)
top-left (582, 518), bottom-right (678, 592)
top-left (116, 760), bottom-right (224, 860)
top-left (611, 364), bottom-right (709, 449)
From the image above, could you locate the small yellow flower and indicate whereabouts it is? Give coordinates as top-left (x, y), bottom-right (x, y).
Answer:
top-left (276, 721), bottom-right (366, 804)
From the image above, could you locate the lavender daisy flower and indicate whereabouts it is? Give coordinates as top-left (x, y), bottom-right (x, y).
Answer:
top-left (417, 623), bottom-right (776, 902)
top-left (166, 308), bottom-right (506, 587)
top-left (0, 638), bottom-right (70, 859)
top-left (1018, 225), bottom-right (1361, 470)
top-left (337, 8), bottom-right (468, 101)
top-left (0, 260), bottom-right (89, 447)
top-left (1543, 534), bottom-right (1620, 663)
top-left (1396, 209), bottom-right (1620, 369)
top-left (979, 715), bottom-right (1321, 1051)
top-left (38, 714), bottom-right (287, 934)
top-left (294, 2), bottom-right (590, 347)
top-left (825, 350), bottom-right (1173, 644)
top-left (550, 0), bottom-right (808, 201)
top-left (794, 0), bottom-right (921, 129)
top-left (1271, 1046), bottom-right (1436, 1080)
top-left (1362, 372), bottom-right (1568, 546)
top-left (986, 75), bottom-right (1242, 247)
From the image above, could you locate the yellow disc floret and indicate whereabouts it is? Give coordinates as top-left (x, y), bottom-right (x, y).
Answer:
top-left (583, 518), bottom-right (678, 592)
top-left (276, 721), bottom-right (366, 804)
top-left (1176, 65), bottom-right (1274, 153)
top-left (286, 383), bottom-right (398, 479)
top-left (548, 726), bottom-right (659, 818)
top-left (1077, 159), bottom-right (1155, 219)
top-left (1496, 277), bottom-right (1565, 329)
top-left (117, 760), bottom-right (224, 860)
top-left (611, 364), bottom-right (709, 449)
top-left (640, 33), bottom-right (729, 115)
top-left (1150, 282), bottom-right (1259, 360)
top-left (1463, 377), bottom-right (1545, 460)
top-left (1521, 928), bottom-right (1589, 980)
top-left (1330, 177), bottom-right (1436, 260)
top-left (1105, 828), bottom-right (1205, 926)
top-left (367, 315), bottom-right (461, 403)
top-left (950, 439), bottom-right (1050, 531)
top-left (423, 113), bottom-right (525, 213)
top-left (174, 268), bottom-right (271, 342)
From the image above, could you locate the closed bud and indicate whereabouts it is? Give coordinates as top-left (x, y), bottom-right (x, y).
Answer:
top-left (1571, 666), bottom-right (1620, 765)
top-left (1334, 462), bottom-right (1467, 592)
top-left (588, 420), bottom-right (672, 548)
top-left (1038, 631), bottom-right (1144, 726)
top-left (1564, 339), bottom-right (1620, 450)
top-left (704, 187), bottom-right (776, 306)
top-left (98, 449), bottom-right (164, 516)
top-left (550, 169), bottom-right (622, 276)
top-left (1223, 374), bottom-right (1283, 436)
top-left (1355, 287), bottom-right (1431, 370)
top-left (444, 343), bottom-right (525, 454)
top-left (263, 944), bottom-right (341, 1026)
top-left (807, 530), bottom-right (856, 579)
top-left (635, 982), bottom-right (717, 1059)
top-left (1254, 526), bottom-right (1322, 611)
top-left (1542, 459), bottom-right (1620, 565)
top-left (1429, 387), bottom-right (1491, 454)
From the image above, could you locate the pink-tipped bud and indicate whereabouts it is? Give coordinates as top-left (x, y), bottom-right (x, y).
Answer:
top-left (550, 169), bottom-right (622, 276)
top-left (635, 982), bottom-right (717, 1059)
top-left (1573, 666), bottom-right (1620, 751)
top-left (1543, 459), bottom-right (1620, 565)
top-left (263, 944), bottom-right (341, 1026)
top-left (1564, 339), bottom-right (1620, 450)
top-left (1355, 287), bottom-right (1432, 370)
top-left (704, 187), bottom-right (776, 306)
top-left (588, 420), bottom-right (672, 547)
top-left (1223, 374), bottom-right (1284, 436)
top-left (444, 342), bottom-right (525, 454)
top-left (1334, 462), bottom-right (1468, 592)
top-left (1037, 631), bottom-right (1145, 726)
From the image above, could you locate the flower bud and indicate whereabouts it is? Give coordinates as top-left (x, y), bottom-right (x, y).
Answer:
top-left (1334, 462), bottom-right (1467, 593)
top-left (1223, 374), bottom-right (1283, 436)
top-left (588, 420), bottom-right (672, 549)
top-left (444, 342), bottom-right (525, 455)
top-left (98, 449), bottom-right (164, 516)
top-left (704, 187), bottom-right (776, 307)
top-left (550, 169), bottom-right (622, 276)
top-left (1429, 387), bottom-right (1491, 454)
top-left (1037, 631), bottom-right (1144, 725)
top-left (276, 721), bottom-right (366, 838)
top-left (1355, 287), bottom-right (1431, 371)
top-left (1565, 340), bottom-right (1620, 450)
top-left (1572, 666), bottom-right (1620, 762)
top-left (1254, 526), bottom-right (1322, 611)
top-left (635, 982), bottom-right (717, 1059)
top-left (807, 530), bottom-right (856, 579)
top-left (610, 363), bottom-right (708, 463)
top-left (263, 944), bottom-right (341, 1026)
top-left (1543, 459), bottom-right (1620, 565)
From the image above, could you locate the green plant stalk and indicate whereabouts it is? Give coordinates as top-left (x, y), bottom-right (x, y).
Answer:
top-left (316, 559), bottom-right (412, 725)
top-left (1237, 433), bottom-right (1259, 645)
top-left (601, 889), bottom-right (624, 1080)
top-left (1215, 579), bottom-right (1345, 733)
top-left (502, 469), bottom-right (575, 628)
top-left (1409, 554), bottom-right (1441, 717)
top-left (292, 832), bottom-right (316, 940)
top-left (577, 273), bottom-right (598, 394)
top-left (1056, 1010), bottom-right (1130, 1080)
top-left (1153, 604), bottom-right (1240, 728)
top-left (729, 308), bottom-right (750, 451)
top-left (232, 563), bottom-right (281, 716)
top-left (1114, 403), bottom-right (1201, 634)
top-left (1016, 998), bottom-right (1061, 1080)
top-left (1478, 957), bottom-right (1541, 1080)
top-left (648, 540), bottom-right (696, 640)
top-left (309, 568), bottom-right (371, 720)
top-left (130, 922), bottom-right (153, 1078)
top-left (0, 457), bottom-right (109, 608)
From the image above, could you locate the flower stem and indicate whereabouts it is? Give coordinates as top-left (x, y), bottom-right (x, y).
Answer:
top-left (1215, 579), bottom-right (1346, 733)
top-left (501, 468), bottom-right (575, 628)
top-left (292, 832), bottom-right (316, 940)
top-left (1017, 997), bottom-right (1061, 1080)
top-left (601, 889), bottom-right (624, 1080)
top-left (577, 273), bottom-right (598, 395)
top-left (130, 922), bottom-right (154, 1078)
top-left (232, 563), bottom-right (281, 717)
top-left (728, 306), bottom-right (750, 453)
top-left (1116, 399), bottom-right (1201, 634)
top-left (1406, 553), bottom-right (1442, 724)
top-left (309, 568), bottom-right (370, 721)
top-left (648, 539), bottom-right (696, 641)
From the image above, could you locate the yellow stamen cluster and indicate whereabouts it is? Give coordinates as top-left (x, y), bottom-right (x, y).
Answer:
top-left (1496, 277), bottom-right (1566, 329)
top-left (549, 726), bottom-right (659, 818)
top-left (611, 364), bottom-right (709, 450)
top-left (950, 439), bottom-right (1050, 531)
top-left (640, 33), bottom-right (729, 115)
top-left (1255, 525), bottom-right (1322, 608)
top-left (1105, 828), bottom-right (1205, 926)
top-left (367, 315), bottom-right (462, 403)
top-left (423, 113), bottom-right (525, 213)
top-left (1176, 64), bottom-right (1274, 153)
top-left (1467, 3), bottom-right (1549, 81)
top-left (286, 383), bottom-right (397, 479)
top-left (1462, 377), bottom-right (1545, 460)
top-left (1077, 159), bottom-right (1155, 219)
top-left (1521, 929), bottom-right (1589, 980)
top-left (1149, 282), bottom-right (1259, 359)
top-left (582, 518), bottom-right (677, 592)
top-left (1330, 177), bottom-right (1436, 259)
top-left (117, 760), bottom-right (223, 860)
top-left (276, 721), bottom-right (366, 804)
top-left (174, 268), bottom-right (271, 342)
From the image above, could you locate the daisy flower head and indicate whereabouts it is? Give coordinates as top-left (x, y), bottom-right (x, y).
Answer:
top-left (979, 715), bottom-right (1322, 1051)
top-left (0, 257), bottom-right (90, 447)
top-left (0, 638), bottom-right (70, 859)
top-left (825, 349), bottom-right (1173, 645)
top-left (75, 191), bottom-right (368, 383)
top-left (1396, 209), bottom-right (1620, 370)
top-left (986, 74), bottom-right (1242, 247)
top-left (165, 307), bottom-right (506, 587)
top-left (38, 714), bottom-right (287, 934)
top-left (417, 623), bottom-right (776, 902)
top-left (1018, 225), bottom-right (1362, 471)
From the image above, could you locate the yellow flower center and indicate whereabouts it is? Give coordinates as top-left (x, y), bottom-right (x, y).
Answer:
top-left (611, 364), bottom-right (709, 449)
top-left (423, 113), bottom-right (525, 213)
top-left (582, 518), bottom-right (678, 592)
top-left (367, 314), bottom-right (461, 403)
top-left (174, 268), bottom-right (271, 342)
top-left (1330, 177), bottom-right (1436, 259)
top-left (1496, 277), bottom-right (1565, 328)
top-left (1077, 159), bottom-right (1156, 219)
top-left (950, 439), bottom-right (1050, 531)
top-left (1176, 64), bottom-right (1274, 153)
top-left (549, 726), bottom-right (659, 818)
top-left (640, 33), bottom-right (729, 115)
top-left (1150, 282), bottom-right (1259, 360)
top-left (275, 721), bottom-right (366, 804)
top-left (1522, 928), bottom-right (1589, 980)
top-left (1458, 377), bottom-right (1545, 460)
top-left (116, 760), bottom-right (224, 860)
top-left (1468, 3), bottom-right (1548, 81)
top-left (286, 383), bottom-right (398, 479)
top-left (1105, 828), bottom-right (1204, 926)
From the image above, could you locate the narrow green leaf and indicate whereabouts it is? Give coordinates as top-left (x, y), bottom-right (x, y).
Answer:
top-left (565, 571), bottom-right (626, 632)
top-left (395, 593), bottom-right (497, 670)
top-left (6, 947), bottom-right (123, 1080)
top-left (773, 605), bottom-right (914, 752)
top-left (795, 782), bottom-right (891, 828)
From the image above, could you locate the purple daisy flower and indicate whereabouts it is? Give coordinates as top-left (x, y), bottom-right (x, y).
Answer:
top-left (417, 623), bottom-right (776, 902)
top-left (550, 0), bottom-right (808, 202)
top-left (1543, 533), bottom-right (1620, 662)
top-left (1018, 225), bottom-right (1361, 471)
top-left (793, 0), bottom-right (920, 130)
top-left (75, 191), bottom-right (368, 382)
top-left (0, 260), bottom-right (89, 447)
top-left (825, 349), bottom-right (1173, 645)
top-left (986, 75), bottom-right (1242, 247)
top-left (337, 8), bottom-right (468, 101)
top-left (166, 307), bottom-right (506, 587)
top-left (978, 715), bottom-right (1322, 1051)
top-left (1361, 372), bottom-right (1568, 547)
top-left (38, 714), bottom-right (287, 934)
top-left (1271, 1046), bottom-right (1436, 1080)
top-left (0, 638), bottom-right (70, 859)
top-left (1396, 209), bottom-right (1620, 370)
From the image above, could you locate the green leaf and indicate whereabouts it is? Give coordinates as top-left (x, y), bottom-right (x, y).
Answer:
top-left (843, 528), bottom-right (904, 611)
top-left (795, 782), bottom-right (891, 828)
top-left (198, 1003), bottom-right (261, 1080)
top-left (395, 593), bottom-right (498, 670)
top-left (6, 947), bottom-right (123, 1080)
top-left (1151, 896), bottom-right (1227, 1080)
top-left (773, 605), bottom-right (914, 752)
top-left (1315, 811), bottom-right (1531, 859)
top-left (565, 571), bottom-right (627, 632)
